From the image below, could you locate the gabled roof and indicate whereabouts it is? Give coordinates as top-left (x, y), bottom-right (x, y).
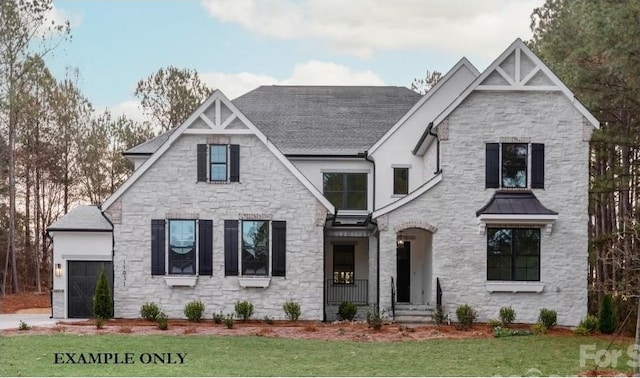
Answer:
top-left (232, 86), bottom-right (422, 155)
top-left (47, 205), bottom-right (113, 232)
top-left (368, 58), bottom-right (479, 155)
top-left (102, 89), bottom-right (336, 213)
top-left (413, 38), bottom-right (600, 154)
top-left (123, 129), bottom-right (176, 155)
top-left (475, 191), bottom-right (558, 217)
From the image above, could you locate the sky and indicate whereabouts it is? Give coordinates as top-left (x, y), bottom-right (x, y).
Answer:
top-left (44, 0), bottom-right (544, 123)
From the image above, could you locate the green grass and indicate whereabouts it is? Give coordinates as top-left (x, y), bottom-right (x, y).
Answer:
top-left (0, 334), bottom-right (634, 376)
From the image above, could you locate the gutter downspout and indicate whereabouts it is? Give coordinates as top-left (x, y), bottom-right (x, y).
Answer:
top-left (98, 205), bottom-right (116, 316)
top-left (362, 151), bottom-right (380, 312)
top-left (427, 122), bottom-right (441, 174)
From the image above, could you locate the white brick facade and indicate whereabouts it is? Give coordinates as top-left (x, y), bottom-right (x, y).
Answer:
top-left (108, 134), bottom-right (326, 320)
top-left (379, 91), bottom-right (589, 326)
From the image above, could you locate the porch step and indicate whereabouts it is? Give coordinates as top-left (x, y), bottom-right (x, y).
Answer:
top-left (393, 304), bottom-right (435, 324)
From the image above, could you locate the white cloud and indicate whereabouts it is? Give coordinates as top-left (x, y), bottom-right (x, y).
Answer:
top-left (40, 4), bottom-right (82, 38)
top-left (201, 0), bottom-right (542, 59)
top-left (200, 72), bottom-right (278, 99)
top-left (102, 61), bottom-right (384, 119)
top-left (201, 61), bottom-right (384, 99)
top-left (95, 100), bottom-right (147, 124)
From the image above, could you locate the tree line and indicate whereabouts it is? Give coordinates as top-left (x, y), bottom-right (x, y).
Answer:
top-left (0, 0), bottom-right (211, 294)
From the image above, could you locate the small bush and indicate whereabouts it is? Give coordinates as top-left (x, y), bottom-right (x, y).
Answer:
top-left (18, 320), bottom-right (30, 331)
top-left (598, 294), bottom-right (616, 334)
top-left (531, 323), bottom-right (548, 335)
top-left (235, 300), bottom-right (254, 321)
top-left (263, 315), bottom-right (274, 325)
top-left (212, 312), bottom-right (224, 324)
top-left (283, 301), bottom-right (301, 321)
top-left (434, 305), bottom-right (446, 325)
top-left (93, 270), bottom-right (113, 319)
top-left (455, 304), bottom-right (477, 330)
top-left (338, 301), bottom-right (358, 321)
top-left (140, 302), bottom-right (161, 321)
top-left (538, 308), bottom-right (557, 329)
top-left (184, 300), bottom-right (205, 322)
top-left (157, 312), bottom-right (168, 330)
top-left (487, 319), bottom-right (503, 328)
top-left (95, 316), bottom-right (104, 329)
top-left (223, 314), bottom-right (234, 329)
top-left (577, 315), bottom-right (598, 335)
top-left (499, 306), bottom-right (516, 326)
top-left (366, 305), bottom-right (384, 330)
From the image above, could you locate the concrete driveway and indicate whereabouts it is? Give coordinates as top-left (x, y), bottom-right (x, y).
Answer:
top-left (0, 313), bottom-right (59, 330)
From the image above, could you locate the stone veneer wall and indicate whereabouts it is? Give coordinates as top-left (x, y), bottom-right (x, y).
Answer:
top-left (106, 133), bottom-right (326, 320)
top-left (52, 290), bottom-right (64, 318)
top-left (379, 91), bottom-right (589, 326)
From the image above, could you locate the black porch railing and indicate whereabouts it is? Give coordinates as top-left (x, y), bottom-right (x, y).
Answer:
top-left (436, 277), bottom-right (442, 307)
top-left (326, 279), bottom-right (368, 305)
top-left (391, 276), bottom-right (396, 320)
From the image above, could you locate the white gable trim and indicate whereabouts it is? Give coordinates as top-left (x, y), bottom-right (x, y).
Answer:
top-left (430, 38), bottom-right (599, 130)
top-left (372, 173), bottom-right (442, 219)
top-left (367, 58), bottom-right (480, 155)
top-left (102, 90), bottom-right (335, 214)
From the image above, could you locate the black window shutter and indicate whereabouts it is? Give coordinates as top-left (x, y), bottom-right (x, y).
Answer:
top-left (485, 143), bottom-right (500, 188)
top-left (151, 219), bottom-right (165, 276)
top-left (272, 221), bottom-right (286, 277)
top-left (531, 143), bottom-right (545, 189)
top-left (230, 144), bottom-right (240, 182)
top-left (197, 144), bottom-right (207, 182)
top-left (198, 220), bottom-right (213, 276)
top-left (224, 220), bottom-right (238, 276)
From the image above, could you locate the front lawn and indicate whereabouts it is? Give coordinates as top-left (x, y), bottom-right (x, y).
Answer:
top-left (0, 334), bottom-right (634, 376)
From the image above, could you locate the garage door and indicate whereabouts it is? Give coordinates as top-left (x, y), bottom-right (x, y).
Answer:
top-left (68, 261), bottom-right (113, 318)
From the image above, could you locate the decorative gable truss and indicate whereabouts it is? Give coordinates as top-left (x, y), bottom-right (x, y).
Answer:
top-left (183, 96), bottom-right (253, 135)
top-left (102, 90), bottom-right (335, 213)
top-left (430, 39), bottom-right (600, 130)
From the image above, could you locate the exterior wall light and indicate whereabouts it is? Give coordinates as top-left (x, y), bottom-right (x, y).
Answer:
top-left (55, 263), bottom-right (62, 277)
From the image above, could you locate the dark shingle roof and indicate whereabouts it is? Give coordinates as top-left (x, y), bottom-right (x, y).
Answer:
top-left (47, 205), bottom-right (113, 232)
top-left (233, 86), bottom-right (422, 155)
top-left (124, 129), bottom-right (176, 155)
top-left (476, 191), bottom-right (558, 217)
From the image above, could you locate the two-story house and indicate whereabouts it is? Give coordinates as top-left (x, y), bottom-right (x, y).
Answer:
top-left (48, 39), bottom-right (598, 326)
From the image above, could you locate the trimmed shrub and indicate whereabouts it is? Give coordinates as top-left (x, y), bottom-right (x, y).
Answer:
top-left (487, 319), bottom-right (503, 328)
top-left (224, 314), bottom-right (234, 329)
top-left (434, 305), bottom-right (446, 325)
top-left (531, 323), bottom-right (548, 335)
top-left (366, 305), bottom-right (384, 330)
top-left (93, 270), bottom-right (113, 319)
top-left (157, 312), bottom-right (168, 330)
top-left (455, 304), bottom-right (477, 330)
top-left (598, 294), bottom-right (617, 334)
top-left (283, 301), bottom-right (301, 321)
top-left (140, 302), bottom-right (161, 321)
top-left (235, 300), bottom-right (254, 321)
top-left (212, 312), bottom-right (224, 324)
top-left (338, 301), bottom-right (358, 321)
top-left (184, 300), bottom-right (205, 322)
top-left (499, 306), bottom-right (516, 326)
top-left (577, 315), bottom-right (598, 335)
top-left (538, 308), bottom-right (557, 329)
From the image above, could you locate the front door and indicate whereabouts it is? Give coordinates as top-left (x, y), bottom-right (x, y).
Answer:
top-left (396, 242), bottom-right (410, 303)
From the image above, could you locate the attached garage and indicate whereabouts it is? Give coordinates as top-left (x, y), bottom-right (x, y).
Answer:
top-left (48, 205), bottom-right (113, 319)
top-left (67, 261), bottom-right (113, 318)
